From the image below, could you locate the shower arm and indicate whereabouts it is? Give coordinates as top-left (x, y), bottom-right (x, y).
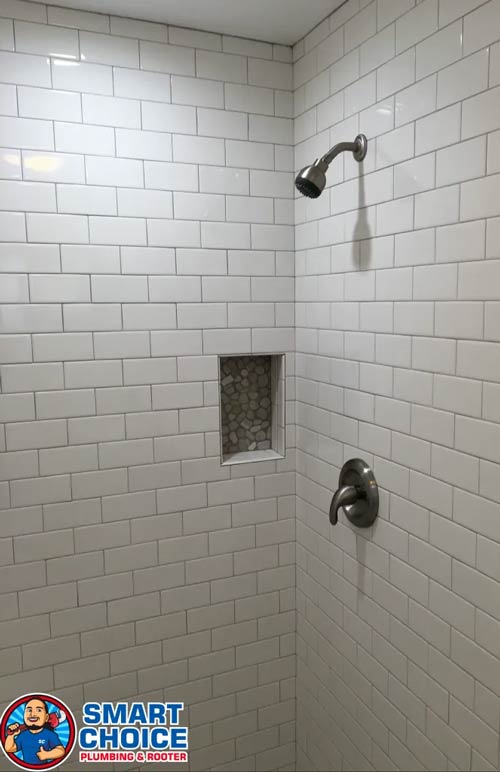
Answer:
top-left (322, 141), bottom-right (357, 165)
top-left (321, 134), bottom-right (368, 166)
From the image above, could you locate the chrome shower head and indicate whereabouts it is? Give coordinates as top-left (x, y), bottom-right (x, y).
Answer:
top-left (295, 133), bottom-right (368, 199)
top-left (294, 159), bottom-right (327, 199)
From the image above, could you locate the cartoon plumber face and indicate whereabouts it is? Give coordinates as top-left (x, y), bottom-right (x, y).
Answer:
top-left (23, 700), bottom-right (49, 731)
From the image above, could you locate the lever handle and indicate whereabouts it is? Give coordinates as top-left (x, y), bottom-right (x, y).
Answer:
top-left (329, 485), bottom-right (359, 525)
top-left (329, 459), bottom-right (379, 528)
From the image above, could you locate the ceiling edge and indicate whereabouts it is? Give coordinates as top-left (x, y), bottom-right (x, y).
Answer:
top-left (32, 0), bottom-right (299, 46)
top-left (298, 0), bottom-right (349, 45)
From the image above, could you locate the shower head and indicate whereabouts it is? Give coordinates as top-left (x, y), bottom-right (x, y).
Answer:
top-left (295, 159), bottom-right (327, 199)
top-left (295, 133), bottom-right (368, 199)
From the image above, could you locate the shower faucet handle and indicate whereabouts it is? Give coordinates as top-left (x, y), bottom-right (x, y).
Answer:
top-left (329, 484), bottom-right (359, 525)
top-left (329, 458), bottom-right (379, 528)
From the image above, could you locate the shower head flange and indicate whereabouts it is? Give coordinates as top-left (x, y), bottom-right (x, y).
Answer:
top-left (352, 133), bottom-right (368, 162)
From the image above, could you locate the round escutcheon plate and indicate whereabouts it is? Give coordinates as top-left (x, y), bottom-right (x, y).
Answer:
top-left (338, 458), bottom-right (378, 528)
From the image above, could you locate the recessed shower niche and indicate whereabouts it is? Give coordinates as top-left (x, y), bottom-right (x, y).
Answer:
top-left (219, 354), bottom-right (285, 465)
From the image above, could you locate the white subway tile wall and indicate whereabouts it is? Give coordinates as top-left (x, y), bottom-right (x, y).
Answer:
top-left (295, 0), bottom-right (500, 770)
top-left (0, 3), bottom-right (295, 771)
top-left (4, 0), bottom-right (500, 768)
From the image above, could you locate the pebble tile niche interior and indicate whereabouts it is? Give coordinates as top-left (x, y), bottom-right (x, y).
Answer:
top-left (220, 354), bottom-right (285, 464)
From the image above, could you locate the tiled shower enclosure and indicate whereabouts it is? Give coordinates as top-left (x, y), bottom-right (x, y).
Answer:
top-left (2, 0), bottom-right (500, 769)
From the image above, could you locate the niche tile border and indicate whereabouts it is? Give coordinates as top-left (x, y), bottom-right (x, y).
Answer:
top-left (218, 353), bottom-right (286, 466)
